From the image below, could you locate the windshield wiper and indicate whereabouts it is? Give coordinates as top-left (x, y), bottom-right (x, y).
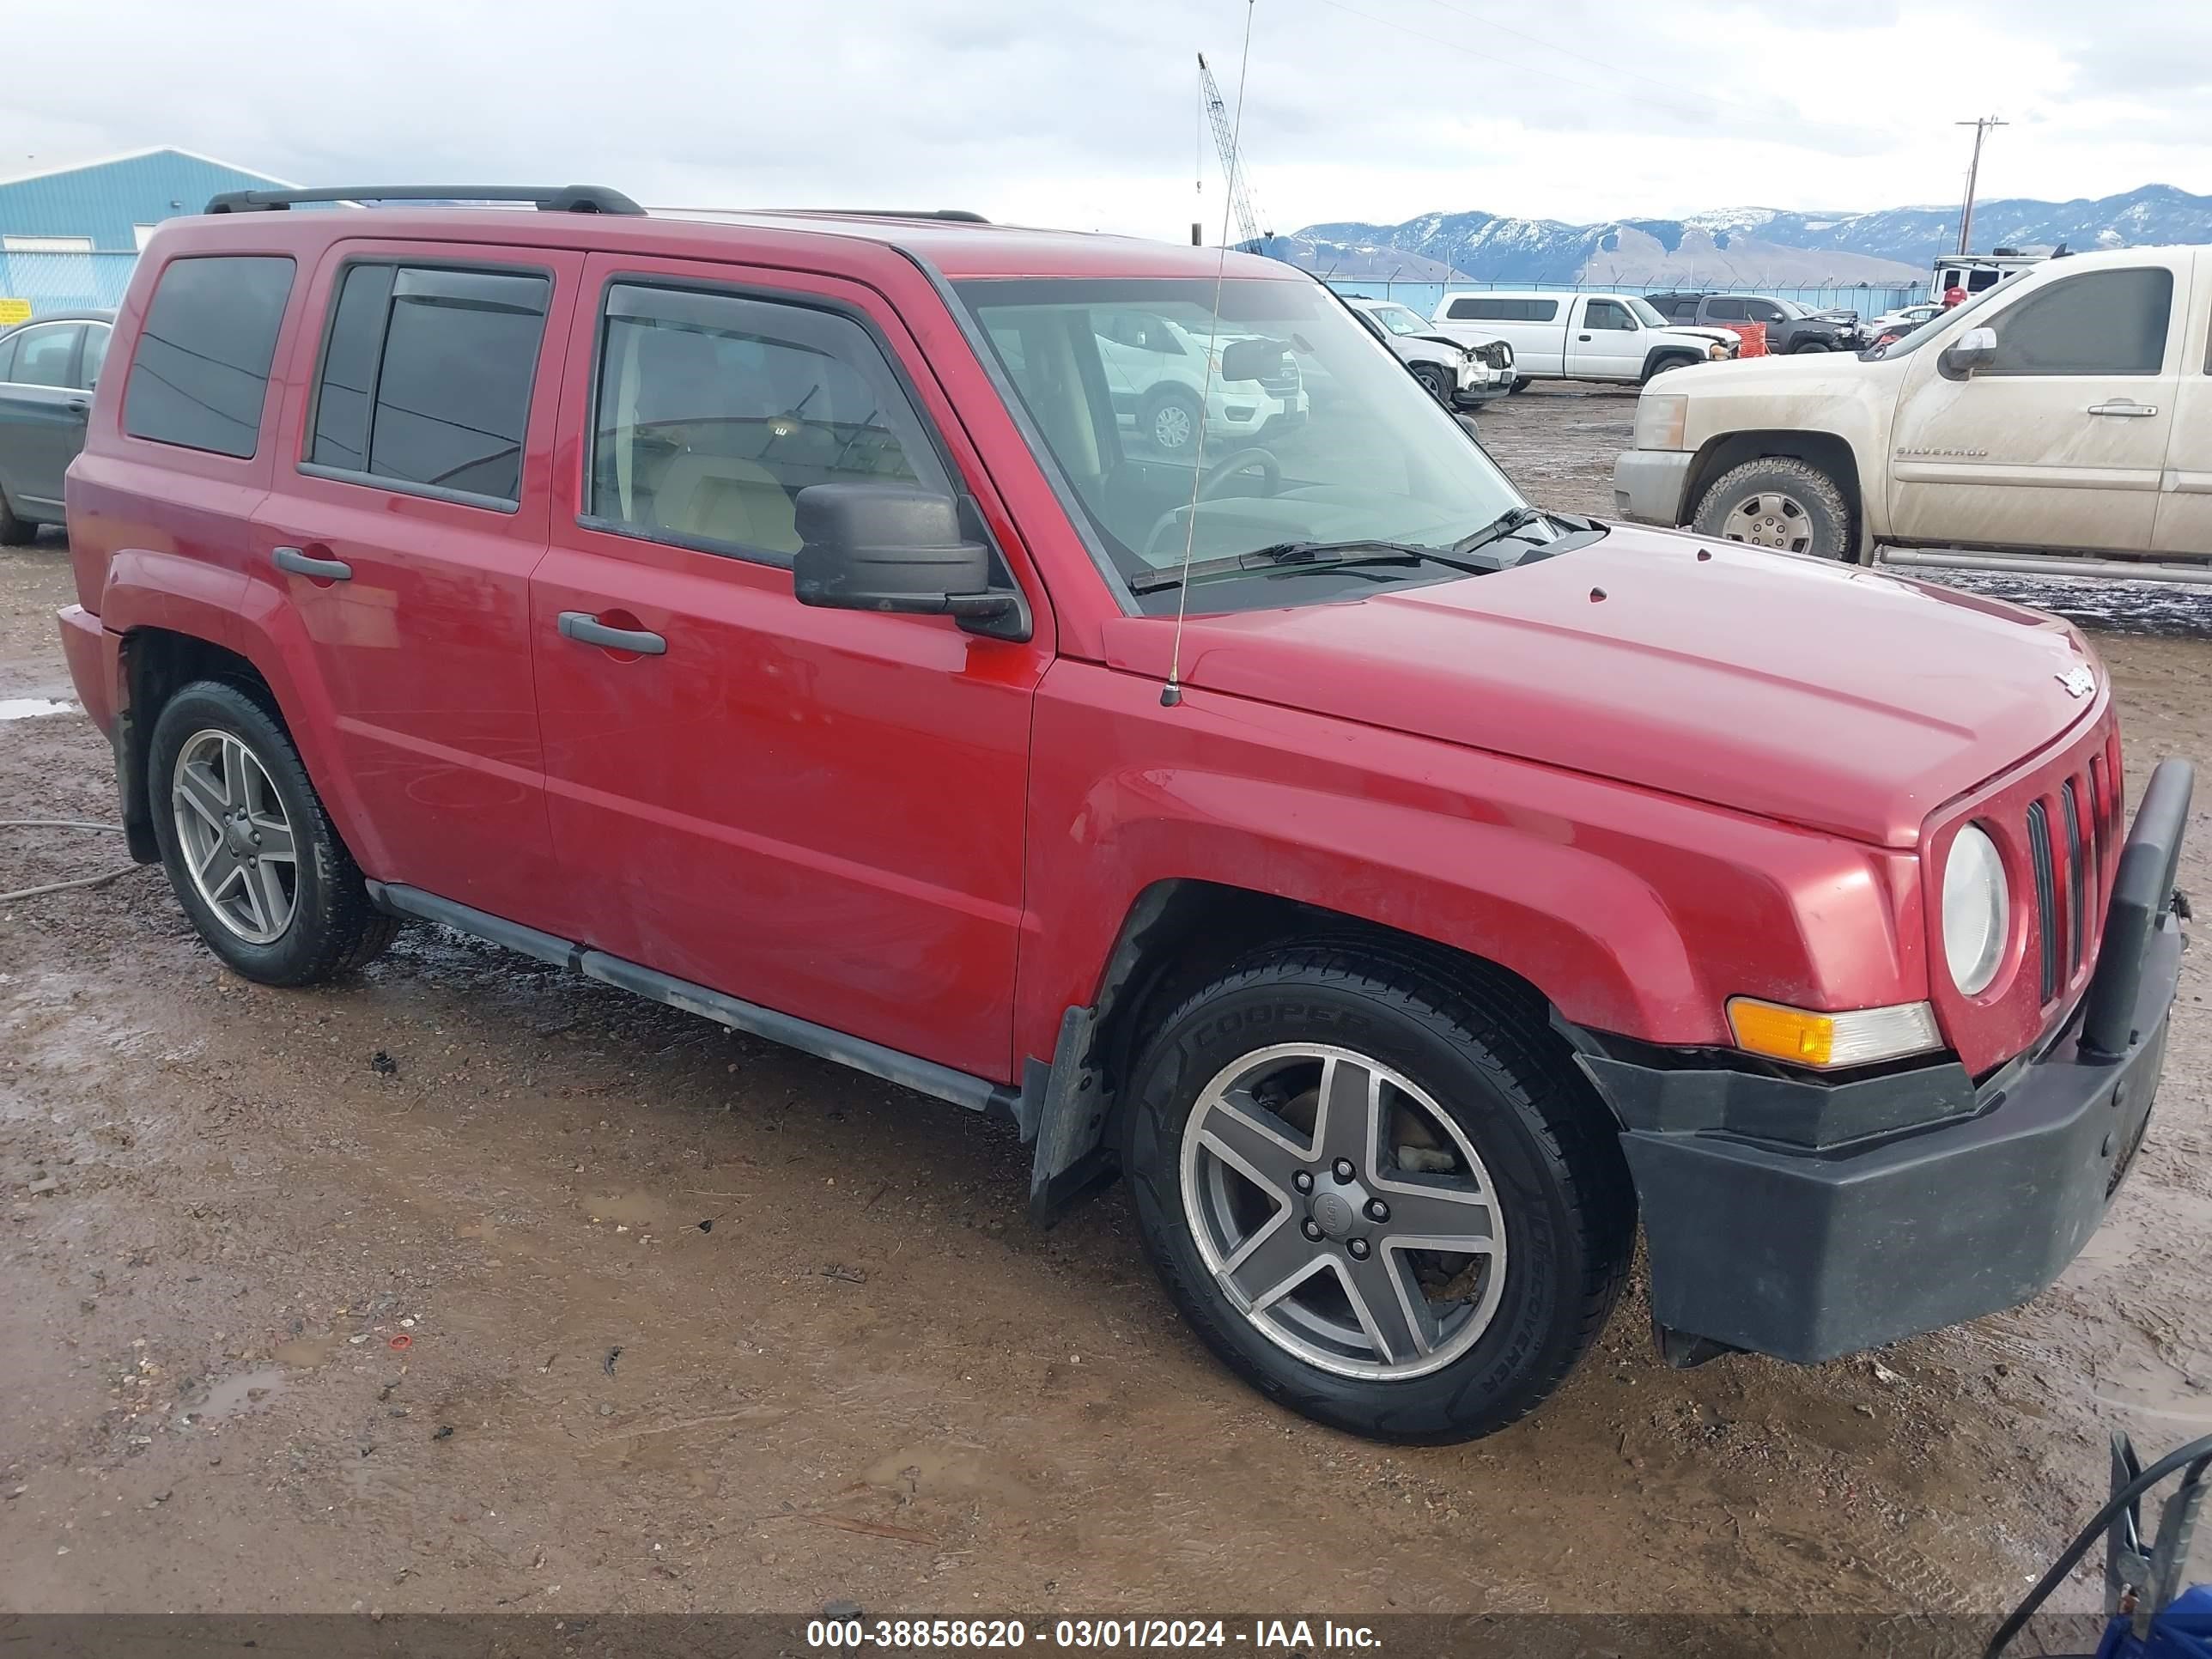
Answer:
top-left (1449, 505), bottom-right (1552, 557)
top-left (1128, 538), bottom-right (1498, 596)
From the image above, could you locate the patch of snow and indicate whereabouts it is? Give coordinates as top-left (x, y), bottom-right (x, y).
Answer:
top-left (0, 698), bottom-right (76, 721)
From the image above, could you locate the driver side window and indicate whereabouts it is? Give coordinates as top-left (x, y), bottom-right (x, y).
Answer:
top-left (1983, 269), bottom-right (2173, 377)
top-left (1583, 300), bottom-right (1634, 332)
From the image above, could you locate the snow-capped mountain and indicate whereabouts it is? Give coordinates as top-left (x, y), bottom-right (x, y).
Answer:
top-left (1273, 185), bottom-right (2212, 285)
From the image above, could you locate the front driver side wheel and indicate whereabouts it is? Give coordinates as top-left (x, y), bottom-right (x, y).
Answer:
top-left (1122, 945), bottom-right (1634, 1443)
top-left (1691, 457), bottom-right (1852, 559)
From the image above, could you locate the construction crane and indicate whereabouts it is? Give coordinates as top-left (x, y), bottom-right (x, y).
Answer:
top-left (1197, 51), bottom-right (1270, 253)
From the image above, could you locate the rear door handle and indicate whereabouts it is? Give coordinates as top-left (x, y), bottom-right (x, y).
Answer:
top-left (557, 611), bottom-right (666, 655)
top-left (64, 397), bottom-right (88, 416)
top-left (272, 545), bottom-right (352, 580)
top-left (2087, 401), bottom-right (2160, 417)
top-left (1577, 333), bottom-right (1593, 342)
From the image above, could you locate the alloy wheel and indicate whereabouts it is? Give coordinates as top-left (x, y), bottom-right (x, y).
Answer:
top-left (171, 729), bottom-right (298, 945)
top-left (1178, 1042), bottom-right (1508, 1381)
top-left (1153, 400), bottom-right (1195, 452)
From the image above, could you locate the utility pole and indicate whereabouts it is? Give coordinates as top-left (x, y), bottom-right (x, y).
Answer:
top-left (1954, 116), bottom-right (2008, 255)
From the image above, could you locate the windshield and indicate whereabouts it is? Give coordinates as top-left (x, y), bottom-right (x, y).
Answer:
top-left (1367, 302), bottom-right (1430, 337)
top-left (955, 276), bottom-right (1536, 613)
top-left (1626, 296), bottom-right (1668, 328)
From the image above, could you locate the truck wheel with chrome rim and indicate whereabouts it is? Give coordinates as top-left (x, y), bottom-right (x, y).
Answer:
top-left (1692, 456), bottom-right (1852, 559)
top-left (1123, 945), bottom-right (1635, 1443)
top-left (148, 680), bottom-right (399, 986)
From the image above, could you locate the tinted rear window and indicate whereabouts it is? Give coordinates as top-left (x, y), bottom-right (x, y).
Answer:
top-left (123, 256), bottom-right (295, 458)
top-left (1445, 296), bottom-right (1559, 323)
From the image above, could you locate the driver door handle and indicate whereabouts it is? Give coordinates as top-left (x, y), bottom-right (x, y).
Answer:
top-left (1577, 333), bottom-right (1593, 342)
top-left (2088, 400), bottom-right (2159, 417)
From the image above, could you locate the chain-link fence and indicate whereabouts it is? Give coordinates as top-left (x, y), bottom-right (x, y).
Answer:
top-left (0, 250), bottom-right (141, 316)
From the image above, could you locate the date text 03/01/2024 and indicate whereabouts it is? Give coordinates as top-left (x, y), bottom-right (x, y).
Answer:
top-left (805, 1617), bottom-right (1382, 1650)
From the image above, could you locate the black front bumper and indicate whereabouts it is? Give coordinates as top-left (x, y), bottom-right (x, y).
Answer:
top-left (1581, 759), bottom-right (2192, 1366)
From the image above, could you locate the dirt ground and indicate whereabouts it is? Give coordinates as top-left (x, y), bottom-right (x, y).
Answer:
top-left (3, 388), bottom-right (2210, 1632)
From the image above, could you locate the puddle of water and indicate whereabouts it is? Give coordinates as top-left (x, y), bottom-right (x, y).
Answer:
top-left (270, 1334), bottom-right (338, 1367)
top-left (195, 1367), bottom-right (288, 1422)
top-left (0, 697), bottom-right (76, 721)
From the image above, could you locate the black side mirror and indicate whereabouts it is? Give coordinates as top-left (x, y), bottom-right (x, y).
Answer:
top-left (1940, 325), bottom-right (1998, 381)
top-left (793, 483), bottom-right (1025, 638)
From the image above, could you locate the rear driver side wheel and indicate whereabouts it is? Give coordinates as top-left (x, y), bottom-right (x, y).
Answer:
top-left (1122, 945), bottom-right (1634, 1443)
top-left (148, 681), bottom-right (398, 985)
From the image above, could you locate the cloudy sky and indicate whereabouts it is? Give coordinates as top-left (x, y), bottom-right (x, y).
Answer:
top-left (9, 0), bottom-right (2207, 236)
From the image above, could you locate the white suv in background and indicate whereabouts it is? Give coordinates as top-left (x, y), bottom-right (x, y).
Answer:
top-left (1429, 290), bottom-right (1735, 386)
top-left (1341, 295), bottom-right (1513, 406)
top-left (1092, 309), bottom-right (1308, 455)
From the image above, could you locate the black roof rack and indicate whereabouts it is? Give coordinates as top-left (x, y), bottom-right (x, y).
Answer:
top-left (834, 209), bottom-right (989, 223)
top-left (671, 207), bottom-right (989, 224)
top-left (204, 185), bottom-right (646, 216)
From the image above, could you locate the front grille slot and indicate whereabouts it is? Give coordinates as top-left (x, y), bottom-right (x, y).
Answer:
top-left (2026, 799), bottom-right (2059, 1005)
top-left (2089, 754), bottom-right (2107, 872)
top-left (2062, 780), bottom-right (2087, 973)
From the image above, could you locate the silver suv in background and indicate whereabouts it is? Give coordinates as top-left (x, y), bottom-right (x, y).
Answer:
top-left (1341, 295), bottom-right (1512, 406)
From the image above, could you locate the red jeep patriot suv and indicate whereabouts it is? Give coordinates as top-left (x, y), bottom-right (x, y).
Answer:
top-left (56, 185), bottom-right (2191, 1443)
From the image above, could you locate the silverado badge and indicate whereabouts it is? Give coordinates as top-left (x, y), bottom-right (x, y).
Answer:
top-left (2057, 666), bottom-right (2095, 699)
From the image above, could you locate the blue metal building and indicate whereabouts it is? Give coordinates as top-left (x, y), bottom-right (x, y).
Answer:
top-left (0, 148), bottom-right (292, 317)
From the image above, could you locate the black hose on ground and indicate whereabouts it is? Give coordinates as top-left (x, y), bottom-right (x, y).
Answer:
top-left (1984, 1432), bottom-right (2212, 1658)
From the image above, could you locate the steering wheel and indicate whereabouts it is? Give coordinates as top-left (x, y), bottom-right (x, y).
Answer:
top-left (1199, 447), bottom-right (1281, 501)
top-left (1139, 447), bottom-right (1285, 559)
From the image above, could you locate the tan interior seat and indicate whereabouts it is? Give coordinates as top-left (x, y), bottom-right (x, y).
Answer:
top-left (652, 452), bottom-right (800, 554)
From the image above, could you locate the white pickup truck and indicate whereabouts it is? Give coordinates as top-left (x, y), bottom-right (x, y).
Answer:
top-left (1611, 245), bottom-right (2212, 584)
top-left (1428, 290), bottom-right (1736, 386)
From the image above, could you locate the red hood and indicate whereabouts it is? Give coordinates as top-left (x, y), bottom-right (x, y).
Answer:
top-left (1103, 527), bottom-right (2101, 846)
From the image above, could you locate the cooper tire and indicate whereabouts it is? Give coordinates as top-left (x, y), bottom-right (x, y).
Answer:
top-left (1122, 944), bottom-right (1634, 1443)
top-left (1692, 457), bottom-right (1853, 559)
top-left (148, 679), bottom-right (399, 986)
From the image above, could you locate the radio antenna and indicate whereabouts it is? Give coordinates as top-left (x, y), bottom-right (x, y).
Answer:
top-left (1163, 2), bottom-right (1258, 709)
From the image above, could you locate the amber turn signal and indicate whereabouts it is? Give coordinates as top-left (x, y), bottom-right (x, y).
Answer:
top-left (1725, 997), bottom-right (1942, 1070)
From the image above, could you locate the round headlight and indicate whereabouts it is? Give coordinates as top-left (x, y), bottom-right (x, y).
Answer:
top-left (1942, 825), bottom-right (2009, 995)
